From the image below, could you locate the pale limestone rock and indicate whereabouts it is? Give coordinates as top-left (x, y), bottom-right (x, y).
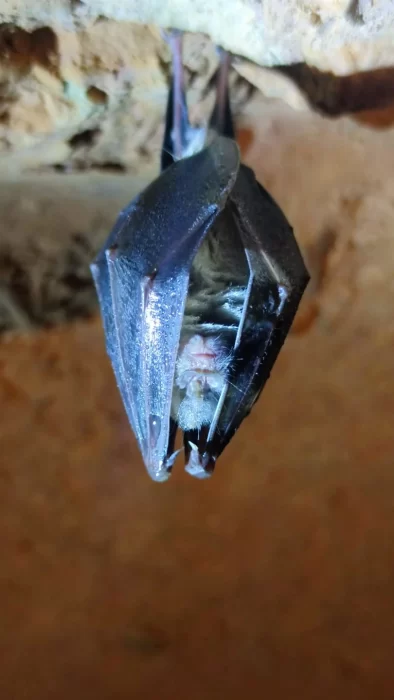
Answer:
top-left (0, 6), bottom-right (393, 682)
top-left (0, 25), bottom-right (254, 171)
top-left (1, 94), bottom-right (394, 334)
top-left (234, 62), bottom-right (310, 111)
top-left (0, 0), bottom-right (393, 331)
top-left (0, 2), bottom-right (393, 172)
top-left (1, 0), bottom-right (394, 72)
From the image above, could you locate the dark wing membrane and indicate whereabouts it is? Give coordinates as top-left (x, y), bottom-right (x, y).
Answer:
top-left (203, 164), bottom-right (310, 465)
top-left (91, 136), bottom-right (240, 481)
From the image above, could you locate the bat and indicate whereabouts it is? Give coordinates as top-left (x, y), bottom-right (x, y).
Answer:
top-left (91, 31), bottom-right (310, 482)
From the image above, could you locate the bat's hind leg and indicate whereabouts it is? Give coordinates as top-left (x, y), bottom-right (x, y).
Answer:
top-left (161, 30), bottom-right (192, 170)
top-left (209, 48), bottom-right (235, 140)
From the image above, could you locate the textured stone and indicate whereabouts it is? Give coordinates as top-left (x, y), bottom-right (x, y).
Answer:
top-left (0, 4), bottom-right (394, 174)
top-left (1, 93), bottom-right (394, 330)
top-left (0, 155), bottom-right (393, 694)
top-left (1, 0), bottom-right (394, 72)
top-left (0, 4), bottom-right (394, 697)
top-left (0, 24), bottom-right (254, 172)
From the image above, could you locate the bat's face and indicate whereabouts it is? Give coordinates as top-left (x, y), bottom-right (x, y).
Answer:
top-left (91, 35), bottom-right (309, 482)
top-left (172, 334), bottom-right (230, 432)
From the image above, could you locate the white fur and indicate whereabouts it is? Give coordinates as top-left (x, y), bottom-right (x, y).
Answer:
top-left (172, 334), bottom-right (228, 431)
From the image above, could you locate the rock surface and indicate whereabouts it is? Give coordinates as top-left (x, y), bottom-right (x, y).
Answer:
top-left (0, 24), bottom-right (256, 171)
top-left (0, 6), bottom-right (394, 175)
top-left (1, 0), bottom-right (394, 72)
top-left (1, 89), bottom-right (394, 330)
top-left (1, 97), bottom-right (394, 700)
top-left (0, 173), bottom-right (393, 698)
top-left (1, 3), bottom-right (394, 698)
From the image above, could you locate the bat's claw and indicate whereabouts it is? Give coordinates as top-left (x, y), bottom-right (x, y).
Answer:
top-left (149, 466), bottom-right (172, 483)
top-left (161, 27), bottom-right (183, 43)
top-left (185, 442), bottom-right (215, 479)
top-left (214, 45), bottom-right (229, 59)
top-left (143, 429), bottom-right (183, 482)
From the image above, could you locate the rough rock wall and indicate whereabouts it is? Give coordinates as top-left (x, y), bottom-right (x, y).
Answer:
top-left (0, 25), bottom-right (229, 171)
top-left (2, 0), bottom-right (394, 72)
top-left (1, 95), bottom-right (394, 699)
top-left (0, 6), bottom-right (394, 330)
top-left (1, 92), bottom-right (394, 332)
top-left (0, 2), bottom-right (394, 175)
top-left (1, 3), bottom-right (394, 698)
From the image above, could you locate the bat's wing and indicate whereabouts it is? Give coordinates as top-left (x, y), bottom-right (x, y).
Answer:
top-left (91, 136), bottom-right (240, 481)
top-left (185, 164), bottom-right (310, 476)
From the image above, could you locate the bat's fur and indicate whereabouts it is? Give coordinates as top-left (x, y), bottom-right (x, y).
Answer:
top-left (182, 211), bottom-right (249, 334)
top-left (171, 218), bottom-right (249, 431)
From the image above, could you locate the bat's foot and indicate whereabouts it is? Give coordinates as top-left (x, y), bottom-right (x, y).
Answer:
top-left (185, 442), bottom-right (215, 479)
top-left (161, 27), bottom-right (196, 170)
top-left (161, 32), bottom-right (237, 171)
top-left (161, 27), bottom-right (183, 43)
top-left (209, 48), bottom-right (235, 140)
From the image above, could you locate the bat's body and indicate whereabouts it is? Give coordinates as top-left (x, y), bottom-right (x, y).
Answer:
top-left (91, 32), bottom-right (310, 481)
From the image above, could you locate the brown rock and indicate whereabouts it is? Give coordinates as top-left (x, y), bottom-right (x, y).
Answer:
top-left (0, 5), bottom-right (394, 698)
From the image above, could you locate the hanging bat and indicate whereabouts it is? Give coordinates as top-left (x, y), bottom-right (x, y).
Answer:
top-left (91, 32), bottom-right (310, 482)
